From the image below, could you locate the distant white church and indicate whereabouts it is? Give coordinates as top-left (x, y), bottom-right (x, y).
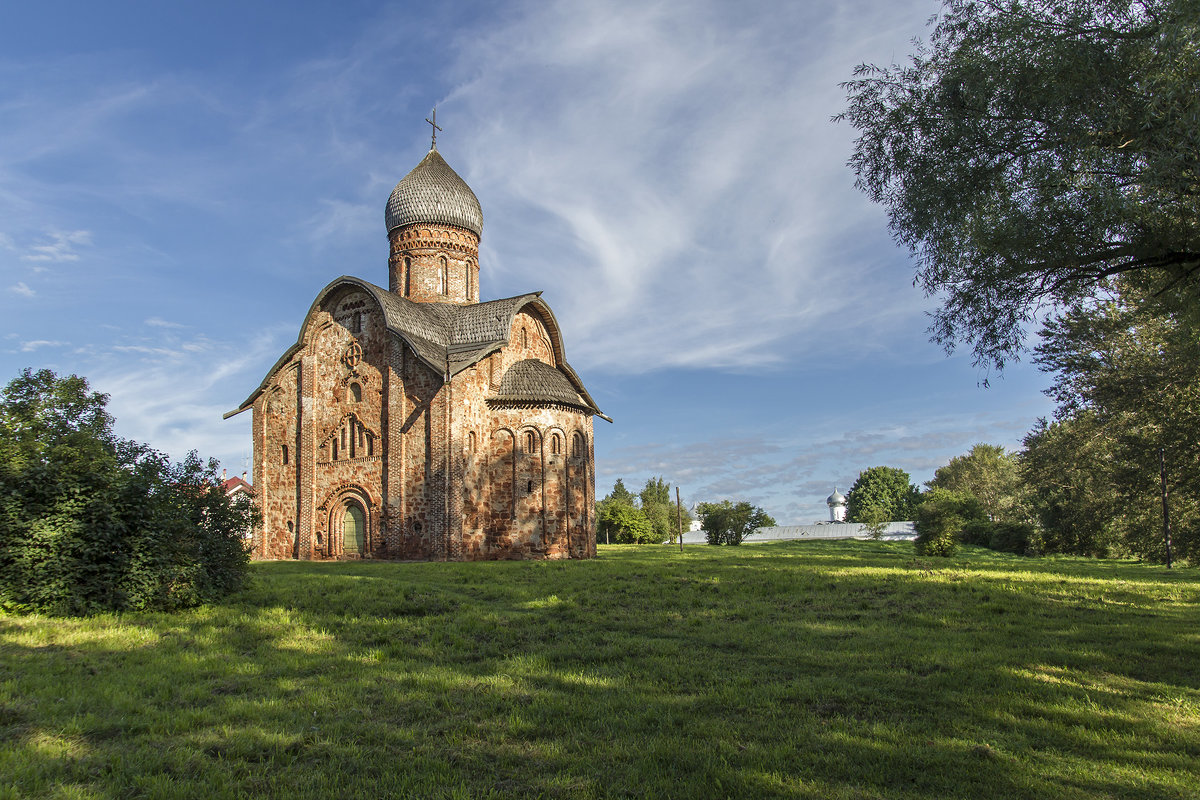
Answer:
top-left (826, 487), bottom-right (847, 522)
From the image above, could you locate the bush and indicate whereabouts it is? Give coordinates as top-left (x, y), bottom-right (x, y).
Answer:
top-left (697, 500), bottom-right (775, 546)
top-left (959, 519), bottom-right (995, 547)
top-left (597, 502), bottom-right (657, 544)
top-left (914, 488), bottom-right (985, 557)
top-left (0, 369), bottom-right (254, 615)
top-left (989, 521), bottom-right (1042, 556)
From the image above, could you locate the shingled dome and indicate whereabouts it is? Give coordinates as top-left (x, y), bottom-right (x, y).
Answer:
top-left (385, 147), bottom-right (483, 238)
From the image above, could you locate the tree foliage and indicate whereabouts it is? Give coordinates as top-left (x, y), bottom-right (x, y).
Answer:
top-left (840, 0), bottom-right (1200, 370)
top-left (607, 478), bottom-right (636, 507)
top-left (1025, 280), bottom-right (1200, 561)
top-left (1021, 415), bottom-right (1126, 556)
top-left (596, 502), bottom-right (656, 544)
top-left (914, 488), bottom-right (986, 557)
top-left (697, 501), bottom-right (775, 546)
top-left (0, 369), bottom-right (254, 615)
top-left (927, 443), bottom-right (1024, 522)
top-left (846, 466), bottom-right (920, 523)
top-left (595, 477), bottom-right (688, 544)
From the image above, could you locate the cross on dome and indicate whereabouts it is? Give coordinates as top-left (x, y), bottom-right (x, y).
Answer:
top-left (425, 107), bottom-right (442, 149)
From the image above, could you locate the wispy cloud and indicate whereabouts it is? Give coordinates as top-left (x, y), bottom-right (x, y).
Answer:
top-left (435, 0), bottom-right (940, 372)
top-left (145, 317), bottom-right (186, 329)
top-left (20, 230), bottom-right (91, 263)
top-left (20, 339), bottom-right (66, 352)
top-left (90, 323), bottom-right (293, 471)
top-left (9, 281), bottom-right (34, 297)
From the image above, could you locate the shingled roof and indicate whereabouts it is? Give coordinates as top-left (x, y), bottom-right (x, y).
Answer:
top-left (225, 276), bottom-right (605, 419)
top-left (384, 147), bottom-right (483, 238)
top-left (491, 358), bottom-right (589, 409)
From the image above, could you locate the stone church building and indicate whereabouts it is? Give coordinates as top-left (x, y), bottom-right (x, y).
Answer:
top-left (226, 138), bottom-right (605, 561)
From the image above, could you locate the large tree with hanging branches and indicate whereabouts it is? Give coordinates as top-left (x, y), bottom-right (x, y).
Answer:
top-left (839, 0), bottom-right (1200, 371)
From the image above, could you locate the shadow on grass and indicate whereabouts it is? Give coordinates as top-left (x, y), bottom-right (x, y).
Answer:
top-left (1, 542), bottom-right (1198, 799)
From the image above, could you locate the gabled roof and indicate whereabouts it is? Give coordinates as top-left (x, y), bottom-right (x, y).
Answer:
top-left (222, 476), bottom-right (253, 495)
top-left (225, 276), bottom-right (607, 420)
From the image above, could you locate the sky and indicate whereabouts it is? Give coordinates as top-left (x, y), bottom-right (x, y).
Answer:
top-left (0, 0), bottom-right (1057, 524)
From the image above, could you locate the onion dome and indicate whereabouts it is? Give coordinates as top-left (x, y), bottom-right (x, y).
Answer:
top-left (827, 488), bottom-right (846, 506)
top-left (385, 147), bottom-right (483, 238)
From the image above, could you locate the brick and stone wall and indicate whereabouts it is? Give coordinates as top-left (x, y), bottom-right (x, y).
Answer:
top-left (388, 223), bottom-right (480, 305)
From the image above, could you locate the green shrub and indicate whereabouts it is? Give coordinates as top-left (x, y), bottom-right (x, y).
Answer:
top-left (960, 519), bottom-right (995, 546)
top-left (0, 369), bottom-right (254, 615)
top-left (989, 521), bottom-right (1042, 556)
top-left (914, 488), bottom-right (986, 557)
top-left (697, 500), bottom-right (775, 546)
top-left (597, 502), bottom-right (658, 544)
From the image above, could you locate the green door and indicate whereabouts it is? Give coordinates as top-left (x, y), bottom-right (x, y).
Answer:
top-left (344, 504), bottom-right (365, 555)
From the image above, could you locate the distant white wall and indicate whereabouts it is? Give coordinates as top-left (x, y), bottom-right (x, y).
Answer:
top-left (679, 522), bottom-right (915, 545)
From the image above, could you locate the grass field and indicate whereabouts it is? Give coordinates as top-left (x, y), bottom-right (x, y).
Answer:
top-left (1, 541), bottom-right (1197, 799)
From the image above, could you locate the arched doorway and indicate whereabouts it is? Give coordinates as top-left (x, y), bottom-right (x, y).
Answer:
top-left (343, 502), bottom-right (366, 556)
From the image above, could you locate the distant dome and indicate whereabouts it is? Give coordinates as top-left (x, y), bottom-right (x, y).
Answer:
top-left (827, 488), bottom-right (846, 506)
top-left (385, 147), bottom-right (483, 238)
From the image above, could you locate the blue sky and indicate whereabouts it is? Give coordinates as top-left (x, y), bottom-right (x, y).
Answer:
top-left (0, 0), bottom-right (1055, 524)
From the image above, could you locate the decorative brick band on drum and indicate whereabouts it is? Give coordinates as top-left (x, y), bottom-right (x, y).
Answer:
top-left (227, 143), bottom-right (604, 561)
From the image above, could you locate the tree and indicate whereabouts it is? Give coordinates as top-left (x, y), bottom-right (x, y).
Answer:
top-left (1021, 414), bottom-right (1127, 557)
top-left (1025, 280), bottom-right (1200, 561)
top-left (638, 476), bottom-right (691, 544)
top-left (857, 505), bottom-right (892, 540)
top-left (696, 501), bottom-right (776, 546)
top-left (639, 476), bottom-right (671, 508)
top-left (839, 0), bottom-right (1200, 370)
top-left (0, 369), bottom-right (254, 614)
top-left (846, 466), bottom-right (919, 524)
top-left (927, 444), bottom-right (1024, 522)
top-left (596, 477), bottom-right (691, 545)
top-left (608, 478), bottom-right (636, 506)
top-left (596, 502), bottom-right (656, 544)
top-left (596, 479), bottom-right (656, 544)
top-left (914, 488), bottom-right (986, 557)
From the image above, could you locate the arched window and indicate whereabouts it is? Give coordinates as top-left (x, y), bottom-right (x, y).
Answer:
top-left (438, 256), bottom-right (448, 295)
top-left (572, 432), bottom-right (584, 458)
top-left (524, 431), bottom-right (536, 453)
top-left (467, 431), bottom-right (477, 453)
top-left (521, 327), bottom-right (528, 348)
top-left (282, 444), bottom-right (289, 465)
top-left (550, 433), bottom-right (561, 455)
top-left (343, 503), bottom-right (365, 556)
top-left (404, 257), bottom-right (412, 296)
top-left (349, 382), bottom-right (362, 403)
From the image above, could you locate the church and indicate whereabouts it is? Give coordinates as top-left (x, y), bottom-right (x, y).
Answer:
top-left (225, 127), bottom-right (605, 561)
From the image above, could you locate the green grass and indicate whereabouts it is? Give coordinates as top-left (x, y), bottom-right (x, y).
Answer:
top-left (1, 541), bottom-right (1198, 799)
